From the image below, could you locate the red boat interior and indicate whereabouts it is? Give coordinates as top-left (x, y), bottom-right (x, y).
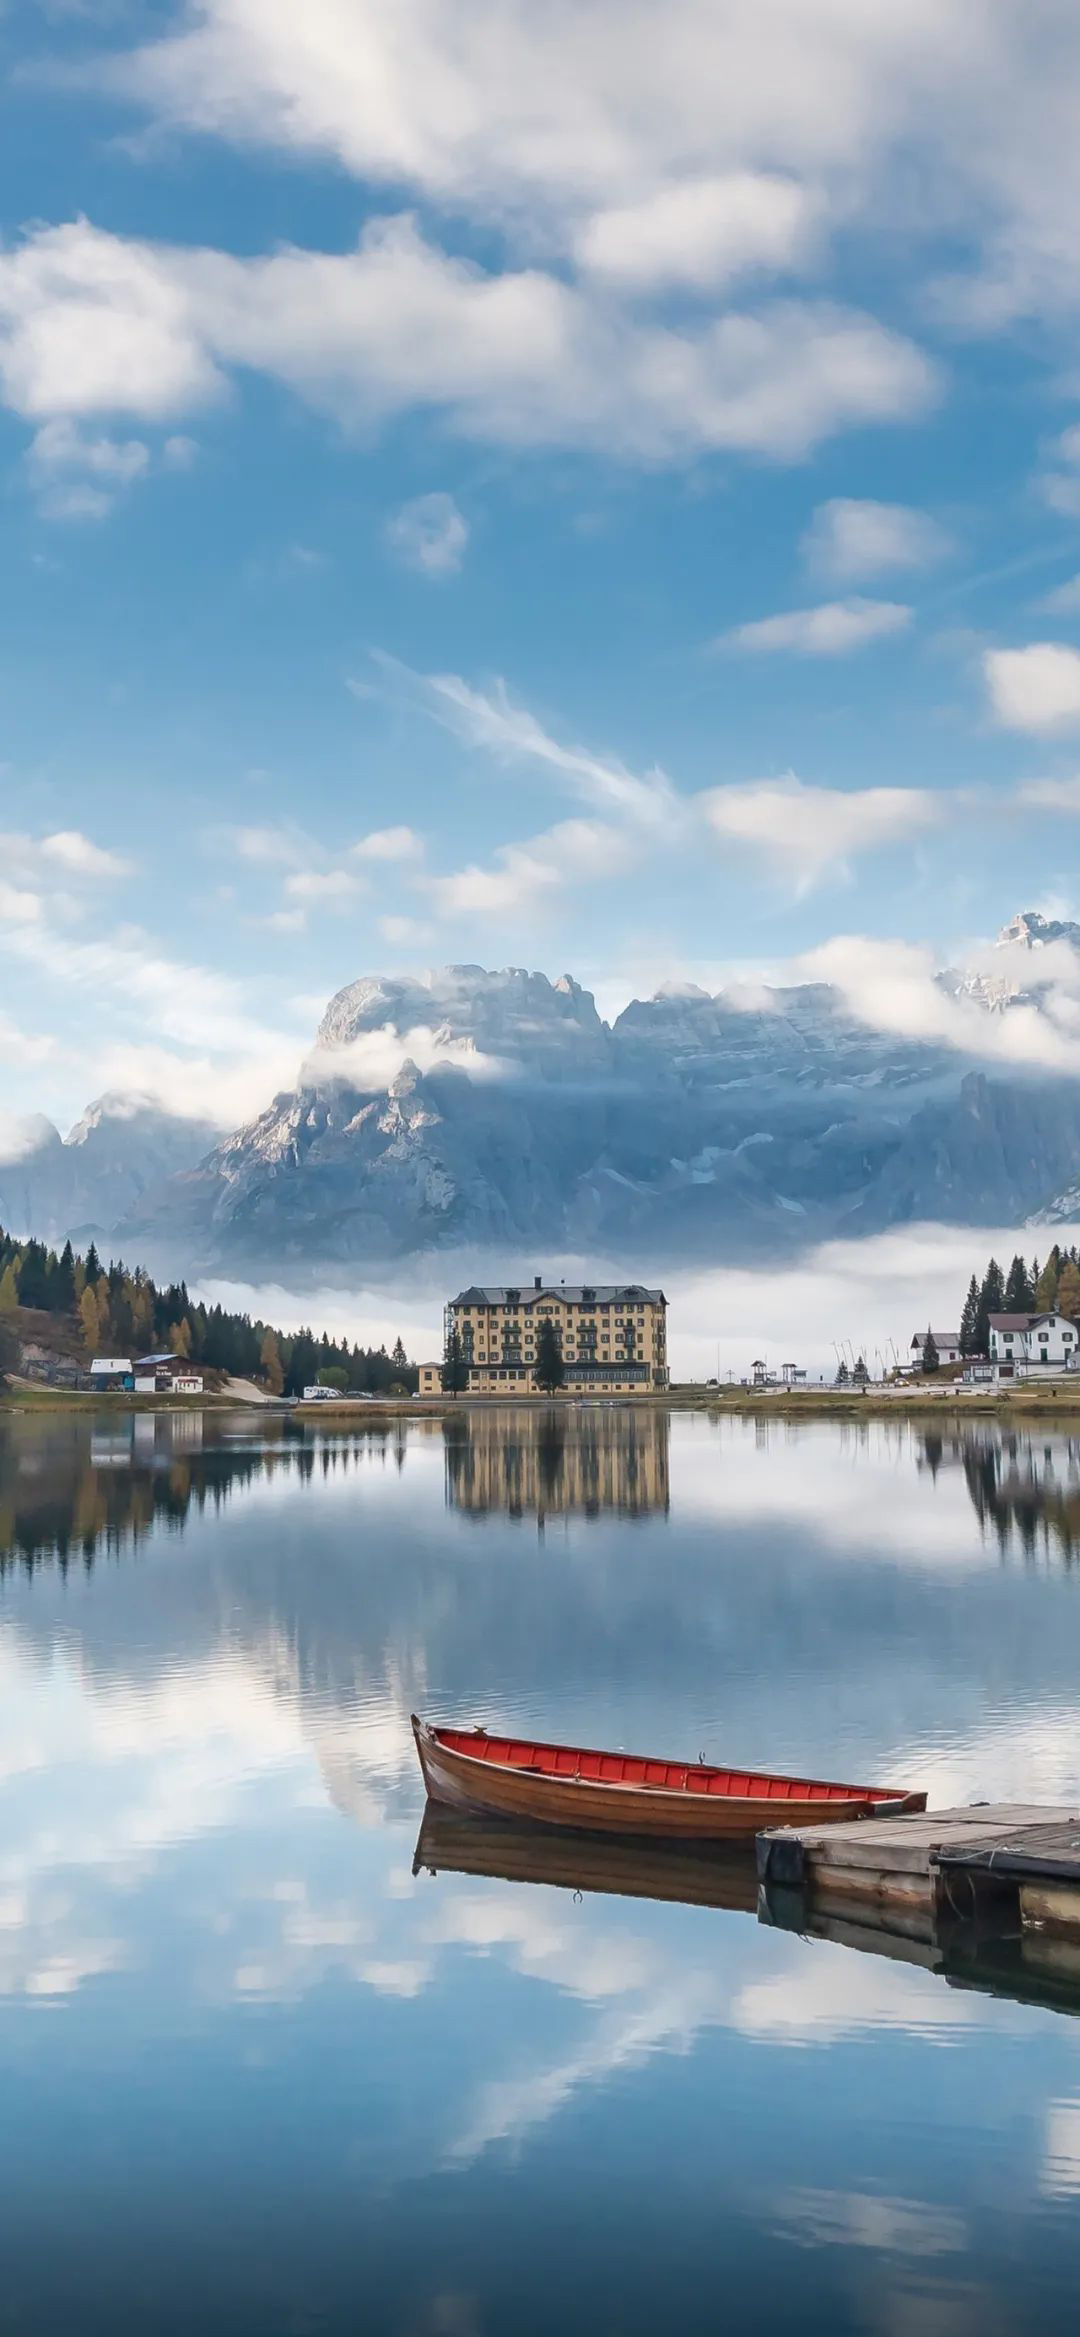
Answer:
top-left (433, 1727), bottom-right (899, 1803)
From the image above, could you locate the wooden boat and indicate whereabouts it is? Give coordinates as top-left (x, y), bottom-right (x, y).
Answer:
top-left (413, 1806), bottom-right (760, 1912)
top-left (411, 1716), bottom-right (926, 1840)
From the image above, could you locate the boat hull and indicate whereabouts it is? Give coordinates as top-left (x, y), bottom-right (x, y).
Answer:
top-left (412, 1718), bottom-right (925, 1840)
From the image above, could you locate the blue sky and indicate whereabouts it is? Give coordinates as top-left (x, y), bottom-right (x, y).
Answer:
top-left (6, 1), bottom-right (1080, 1133)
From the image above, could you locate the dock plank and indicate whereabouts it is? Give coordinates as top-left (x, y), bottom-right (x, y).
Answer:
top-left (757, 1804), bottom-right (1080, 1927)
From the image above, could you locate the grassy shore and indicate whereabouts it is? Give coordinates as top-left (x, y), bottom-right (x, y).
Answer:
top-left (8, 1379), bottom-right (1080, 1423)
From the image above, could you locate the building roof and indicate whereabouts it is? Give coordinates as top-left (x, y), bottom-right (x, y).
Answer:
top-left (90, 1357), bottom-right (132, 1373)
top-left (911, 1330), bottom-right (960, 1346)
top-left (990, 1312), bottom-right (1071, 1331)
top-left (452, 1283), bottom-right (666, 1307)
top-left (134, 1352), bottom-right (184, 1368)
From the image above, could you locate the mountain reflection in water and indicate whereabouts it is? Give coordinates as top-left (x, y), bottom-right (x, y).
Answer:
top-left (5, 1405), bottom-right (1080, 2334)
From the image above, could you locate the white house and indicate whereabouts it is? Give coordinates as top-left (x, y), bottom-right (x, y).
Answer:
top-left (988, 1312), bottom-right (1078, 1369)
top-left (909, 1330), bottom-right (962, 1367)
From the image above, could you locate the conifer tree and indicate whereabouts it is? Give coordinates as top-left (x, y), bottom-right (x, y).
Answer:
top-left (959, 1275), bottom-right (980, 1356)
top-left (535, 1318), bottom-right (565, 1394)
top-left (54, 1240), bottom-right (76, 1310)
top-left (441, 1324), bottom-right (468, 1397)
top-left (1004, 1254), bottom-right (1034, 1312)
top-left (975, 1258), bottom-right (1005, 1355)
top-left (835, 1357), bottom-right (850, 1387)
top-left (922, 1327), bottom-right (939, 1373)
top-left (852, 1354), bottom-right (869, 1386)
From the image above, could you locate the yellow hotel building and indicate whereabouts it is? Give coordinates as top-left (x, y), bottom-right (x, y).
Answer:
top-left (418, 1277), bottom-right (668, 1397)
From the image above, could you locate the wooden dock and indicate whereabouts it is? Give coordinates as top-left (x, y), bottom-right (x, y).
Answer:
top-left (757, 1803), bottom-right (1080, 1935)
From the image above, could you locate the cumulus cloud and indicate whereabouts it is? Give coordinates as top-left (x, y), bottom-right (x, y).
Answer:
top-left (0, 218), bottom-right (935, 466)
top-left (984, 642), bottom-right (1080, 733)
top-left (797, 931), bottom-right (1080, 1072)
top-left (802, 498), bottom-right (950, 582)
top-left (386, 490), bottom-right (468, 576)
top-left (302, 1024), bottom-right (509, 1091)
top-left (105, 0), bottom-right (1080, 340)
top-left (575, 172), bottom-right (817, 290)
top-left (720, 598), bottom-right (912, 655)
top-left (1019, 775), bottom-right (1080, 813)
top-left (701, 776), bottom-right (939, 889)
top-left (424, 819), bottom-right (631, 917)
top-left (283, 869), bottom-right (364, 906)
top-left (352, 826), bottom-right (424, 863)
top-left (0, 829), bottom-right (133, 900)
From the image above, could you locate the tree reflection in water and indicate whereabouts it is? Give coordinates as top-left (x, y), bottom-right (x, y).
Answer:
top-left (918, 1425), bottom-right (1080, 1564)
top-left (0, 1404), bottom-right (672, 1573)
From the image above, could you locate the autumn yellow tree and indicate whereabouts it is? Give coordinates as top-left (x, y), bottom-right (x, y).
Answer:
top-left (0, 1259), bottom-right (19, 1312)
top-left (259, 1328), bottom-right (284, 1394)
top-left (1057, 1261), bottom-right (1080, 1322)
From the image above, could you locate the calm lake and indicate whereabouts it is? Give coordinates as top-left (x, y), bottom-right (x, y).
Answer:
top-left (3, 1403), bottom-right (1080, 2335)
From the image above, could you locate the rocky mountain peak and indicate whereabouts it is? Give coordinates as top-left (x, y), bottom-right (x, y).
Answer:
top-left (997, 909), bottom-right (1080, 952)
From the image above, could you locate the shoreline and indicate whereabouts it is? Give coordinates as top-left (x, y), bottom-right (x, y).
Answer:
top-left (7, 1380), bottom-right (1080, 1422)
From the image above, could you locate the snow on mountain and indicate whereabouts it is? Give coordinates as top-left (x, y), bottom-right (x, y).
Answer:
top-left (0, 1094), bottom-right (214, 1245)
top-left (11, 920), bottom-right (1080, 1273)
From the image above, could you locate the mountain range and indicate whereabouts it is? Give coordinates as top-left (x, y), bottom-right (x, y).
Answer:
top-left (5, 912), bottom-right (1080, 1280)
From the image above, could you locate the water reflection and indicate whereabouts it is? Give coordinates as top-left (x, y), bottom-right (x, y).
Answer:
top-left (4, 1408), bottom-right (1080, 2333)
top-left (918, 1426), bottom-right (1080, 1563)
top-left (443, 1403), bottom-right (669, 1520)
top-left (0, 1402), bottom-right (672, 1573)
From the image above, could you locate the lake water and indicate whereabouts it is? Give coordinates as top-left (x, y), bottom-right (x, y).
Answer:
top-left (3, 1403), bottom-right (1080, 2335)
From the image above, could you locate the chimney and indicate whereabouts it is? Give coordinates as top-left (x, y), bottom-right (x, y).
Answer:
top-left (534, 1274), bottom-right (542, 1289)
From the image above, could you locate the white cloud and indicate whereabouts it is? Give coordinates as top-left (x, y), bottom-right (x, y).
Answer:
top-left (1017, 775), bottom-right (1080, 813)
top-left (381, 658), bottom-right (677, 829)
top-left (283, 869), bottom-right (364, 906)
top-left (352, 826), bottom-right (424, 863)
top-left (1039, 572), bottom-right (1080, 615)
top-left (721, 597), bottom-right (912, 655)
top-left (386, 490), bottom-right (468, 576)
top-left (0, 880), bottom-right (44, 926)
top-left (224, 823), bottom-right (310, 867)
top-left (701, 775), bottom-right (938, 888)
top-left (802, 498), bottom-right (950, 582)
top-left (378, 915), bottom-right (435, 947)
top-left (0, 218), bottom-right (936, 466)
top-left (0, 828), bottom-right (132, 889)
top-left (0, 1015), bottom-right (55, 1069)
top-left (37, 830), bottom-right (133, 879)
top-left (797, 931), bottom-right (1080, 1073)
top-left (105, 0), bottom-right (1080, 333)
top-left (1037, 424), bottom-right (1080, 517)
top-left (575, 172), bottom-right (817, 290)
top-left (302, 1024), bottom-right (509, 1090)
top-left (424, 818), bottom-right (630, 917)
top-left (984, 642), bottom-right (1080, 733)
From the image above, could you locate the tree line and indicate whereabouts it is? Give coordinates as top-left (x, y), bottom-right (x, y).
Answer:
top-left (0, 1223), bottom-right (418, 1397)
top-left (956, 1248), bottom-right (1080, 1360)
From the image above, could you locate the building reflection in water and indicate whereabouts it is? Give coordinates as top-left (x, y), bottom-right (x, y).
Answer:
top-left (441, 1404), bottom-right (670, 1523)
top-left (0, 1403), bottom-right (671, 1571)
